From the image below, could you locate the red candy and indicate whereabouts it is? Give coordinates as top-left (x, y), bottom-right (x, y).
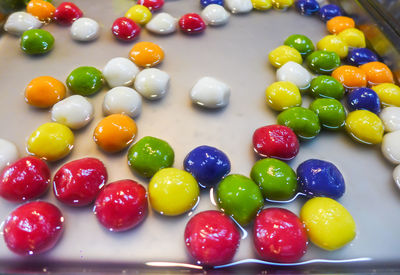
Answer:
top-left (111, 17), bottom-right (141, 41)
top-left (184, 210), bottom-right (240, 266)
top-left (54, 2), bottom-right (83, 25)
top-left (178, 13), bottom-right (206, 35)
top-left (253, 208), bottom-right (308, 263)
top-left (94, 179), bottom-right (148, 232)
top-left (0, 156), bottom-right (50, 202)
top-left (53, 157), bottom-right (107, 207)
top-left (3, 201), bottom-right (64, 255)
top-left (252, 125), bottom-right (299, 160)
top-left (137, 0), bottom-right (164, 11)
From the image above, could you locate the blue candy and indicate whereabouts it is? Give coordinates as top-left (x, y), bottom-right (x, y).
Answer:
top-left (319, 4), bottom-right (342, 21)
top-left (184, 145), bottom-right (231, 187)
top-left (297, 159), bottom-right (345, 199)
top-left (295, 0), bottom-right (320, 15)
top-left (347, 48), bottom-right (379, 66)
top-left (347, 87), bottom-right (381, 114)
top-left (200, 0), bottom-right (224, 8)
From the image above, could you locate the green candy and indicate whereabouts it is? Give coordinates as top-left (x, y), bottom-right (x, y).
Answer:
top-left (284, 34), bottom-right (315, 58)
top-left (20, 29), bottom-right (54, 55)
top-left (277, 107), bottom-right (321, 139)
top-left (306, 50), bottom-right (340, 75)
top-left (310, 75), bottom-right (345, 100)
top-left (0, 0), bottom-right (25, 14)
top-left (66, 66), bottom-right (104, 96)
top-left (250, 158), bottom-right (297, 201)
top-left (128, 136), bottom-right (174, 178)
top-left (310, 98), bottom-right (346, 130)
top-left (217, 174), bottom-right (264, 226)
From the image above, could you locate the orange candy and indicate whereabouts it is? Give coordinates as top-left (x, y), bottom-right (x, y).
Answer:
top-left (359, 61), bottom-right (394, 86)
top-left (25, 76), bottom-right (66, 108)
top-left (129, 41), bottom-right (164, 67)
top-left (326, 16), bottom-right (355, 34)
top-left (93, 114), bottom-right (137, 153)
top-left (26, 0), bottom-right (56, 22)
top-left (332, 65), bottom-right (367, 89)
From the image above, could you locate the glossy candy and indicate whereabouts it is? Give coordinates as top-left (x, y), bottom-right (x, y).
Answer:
top-left (332, 65), bottom-right (367, 89)
top-left (347, 48), bottom-right (379, 66)
top-left (134, 68), bottom-right (170, 100)
top-left (319, 4), bottom-right (342, 21)
top-left (146, 12), bottom-right (177, 35)
top-left (372, 83), bottom-right (400, 107)
top-left (269, 45), bottom-right (302, 68)
top-left (345, 110), bottom-right (384, 144)
top-left (300, 197), bottom-right (356, 250)
top-left (71, 18), bottom-right (100, 41)
top-left (225, 0), bottom-right (253, 13)
top-left (317, 35), bottom-right (348, 59)
top-left (125, 5), bottom-right (152, 25)
top-left (201, 0), bottom-right (224, 8)
top-left (359, 62), bottom-right (394, 86)
top-left (4, 11), bottom-right (42, 35)
top-left (295, 0), bottom-right (319, 15)
top-left (254, 208), bottom-right (308, 262)
top-left (306, 50), bottom-right (340, 74)
top-left (111, 17), bottom-right (141, 41)
top-left (393, 165), bottom-right (400, 189)
top-left (272, 0), bottom-right (294, 9)
top-left (0, 139), bottom-right (18, 173)
top-left (217, 174), bottom-right (263, 225)
top-left (251, 0), bottom-right (272, 10)
top-left (103, 57), bottom-right (139, 88)
top-left (66, 66), bottom-right (104, 96)
top-left (284, 34), bottom-right (314, 58)
top-left (128, 136), bottom-right (174, 178)
top-left (179, 13), bottom-right (206, 34)
top-left (347, 88), bottom-right (381, 114)
top-left (20, 29), bottom-right (54, 55)
top-left (26, 0), bottom-right (55, 22)
top-left (326, 16), bottom-right (354, 34)
top-left (309, 75), bottom-right (344, 99)
top-left (54, 2), bottom-right (83, 25)
top-left (380, 107), bottom-right (400, 132)
top-left (3, 201), bottom-right (64, 255)
top-left (250, 158), bottom-right (297, 201)
top-left (201, 4), bottom-right (230, 26)
top-left (129, 41), bottom-right (164, 67)
top-left (51, 95), bottom-right (94, 129)
top-left (310, 98), bottom-right (346, 129)
top-left (149, 168), bottom-right (199, 216)
top-left (277, 107), bottom-right (320, 139)
top-left (103, 87), bottom-right (142, 118)
top-left (190, 77), bottom-right (230, 108)
top-left (276, 62), bottom-right (312, 91)
top-left (337, 28), bottom-right (366, 48)
top-left (25, 76), bottom-right (66, 108)
top-left (184, 145), bottom-right (231, 188)
top-left (382, 131), bottom-right (400, 164)
top-left (184, 210), bottom-right (240, 266)
top-left (265, 81), bottom-right (301, 111)
top-left (94, 179), bottom-right (148, 232)
top-left (138, 0), bottom-right (164, 11)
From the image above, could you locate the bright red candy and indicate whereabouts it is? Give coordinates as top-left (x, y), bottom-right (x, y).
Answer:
top-left (252, 125), bottom-right (299, 160)
top-left (111, 17), bottom-right (141, 41)
top-left (137, 0), bottom-right (164, 11)
top-left (184, 210), bottom-right (240, 266)
top-left (94, 179), bottom-right (148, 232)
top-left (3, 201), bottom-right (64, 255)
top-left (54, 2), bottom-right (83, 25)
top-left (0, 156), bottom-right (50, 202)
top-left (53, 157), bottom-right (107, 207)
top-left (253, 208), bottom-right (308, 263)
top-left (178, 13), bottom-right (206, 35)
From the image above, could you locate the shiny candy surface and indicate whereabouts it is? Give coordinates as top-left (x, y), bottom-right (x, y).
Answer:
top-left (347, 88), bottom-right (381, 114)
top-left (332, 65), bottom-right (367, 90)
top-left (309, 75), bottom-right (344, 99)
top-left (251, 0), bottom-right (272, 10)
top-left (225, 0), bottom-right (253, 13)
top-left (300, 197), bottom-right (356, 251)
top-left (0, 139), bottom-right (18, 173)
top-left (326, 16), bottom-right (354, 34)
top-left (103, 57), bottom-right (139, 88)
top-left (54, 2), bottom-right (83, 25)
top-left (51, 95), bottom-right (94, 129)
top-left (269, 45), bottom-right (302, 68)
top-left (272, 0), bottom-right (294, 9)
top-left (309, 98), bottom-right (346, 129)
top-left (137, 0), bottom-right (164, 11)
top-left (337, 28), bottom-right (366, 48)
top-left (317, 35), bottom-right (348, 59)
top-left (27, 122), bottom-right (74, 161)
top-left (178, 13), bottom-right (206, 34)
top-left (380, 107), bottom-right (400, 132)
top-left (319, 4), bottom-right (342, 21)
top-left (26, 0), bottom-right (55, 22)
top-left (276, 61), bottom-right (312, 91)
top-left (201, 4), bottom-right (230, 26)
top-left (200, 0), bottom-right (224, 8)
top-left (382, 131), bottom-right (400, 164)
top-left (146, 12), bottom-right (177, 35)
top-left (283, 34), bottom-right (314, 57)
top-left (277, 107), bottom-right (320, 139)
top-left (265, 81), bottom-right (301, 111)
top-left (359, 61), bottom-right (394, 86)
top-left (70, 17), bottom-right (100, 42)
top-left (347, 48), bottom-right (379, 66)
top-left (295, 0), bottom-right (319, 15)
top-left (4, 11), bottom-right (42, 35)
top-left (134, 68), bottom-right (170, 100)
top-left (129, 41), bottom-right (164, 67)
top-left (20, 29), bottom-right (54, 55)
top-left (111, 17), bottom-right (141, 42)
top-left (393, 165), bottom-right (400, 189)
top-left (306, 50), bottom-right (340, 74)
top-left (149, 168), bottom-right (199, 216)
top-left (66, 66), bottom-right (104, 96)
top-left (190, 76), bottom-right (230, 108)
top-left (103, 87), bottom-right (142, 118)
top-left (372, 83), bottom-right (400, 107)
top-left (125, 5), bottom-right (152, 25)
top-left (345, 110), bottom-right (384, 144)
top-left (25, 76), bottom-right (66, 108)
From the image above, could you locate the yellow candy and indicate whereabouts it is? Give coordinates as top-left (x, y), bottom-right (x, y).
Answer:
top-left (125, 5), bottom-right (152, 25)
top-left (149, 168), bottom-right (199, 216)
top-left (268, 45), bottom-right (302, 68)
top-left (252, 0), bottom-right (272, 10)
top-left (372, 83), bottom-right (400, 107)
top-left (300, 197), bottom-right (356, 251)
top-left (337, 28), bottom-right (366, 48)
top-left (317, 35), bottom-right (348, 59)
top-left (27, 122), bottom-right (74, 161)
top-left (345, 110), bottom-right (384, 144)
top-left (272, 0), bottom-right (294, 9)
top-left (265, 81), bottom-right (301, 111)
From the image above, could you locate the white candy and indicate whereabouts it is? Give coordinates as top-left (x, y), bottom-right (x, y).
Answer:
top-left (393, 165), bottom-right (400, 189)
top-left (382, 130), bottom-right (400, 164)
top-left (103, 87), bottom-right (142, 118)
top-left (51, 95), bottom-right (94, 129)
top-left (103, 57), bottom-right (139, 88)
top-left (71, 18), bottom-right (100, 42)
top-left (146, 13), bottom-right (177, 35)
top-left (0, 139), bottom-right (18, 172)
top-left (380, 107), bottom-right (400, 132)
top-left (134, 68), bottom-right (170, 100)
top-left (4, 12), bottom-right (42, 36)
top-left (201, 4), bottom-right (230, 26)
top-left (276, 61), bottom-right (312, 90)
top-left (225, 0), bottom-right (253, 13)
top-left (190, 77), bottom-right (230, 108)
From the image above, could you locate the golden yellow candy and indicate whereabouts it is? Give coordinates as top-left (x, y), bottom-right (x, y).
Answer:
top-left (345, 110), bottom-right (384, 144)
top-left (252, 0), bottom-right (272, 10)
top-left (300, 197), bottom-right (356, 251)
top-left (27, 122), bottom-right (74, 161)
top-left (272, 0), bottom-right (294, 9)
top-left (337, 28), bottom-right (366, 48)
top-left (317, 35), bottom-right (348, 59)
top-left (125, 5), bottom-right (152, 25)
top-left (372, 83), bottom-right (400, 107)
top-left (268, 45), bottom-right (302, 68)
top-left (265, 81), bottom-right (301, 111)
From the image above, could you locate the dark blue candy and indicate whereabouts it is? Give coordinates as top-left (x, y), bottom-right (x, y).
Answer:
top-left (295, 0), bottom-right (320, 15)
top-left (184, 145), bottom-right (231, 188)
top-left (347, 48), bottom-right (379, 66)
top-left (319, 4), bottom-right (342, 21)
top-left (347, 87), bottom-right (381, 114)
top-left (297, 159), bottom-right (345, 199)
top-left (200, 0), bottom-right (224, 8)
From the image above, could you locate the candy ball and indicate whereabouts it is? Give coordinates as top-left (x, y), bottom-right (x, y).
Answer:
top-left (125, 5), bottom-right (152, 25)
top-left (146, 12), bottom-right (177, 35)
top-left (190, 76), bottom-right (230, 108)
top-left (25, 76), bottom-right (66, 108)
top-left (27, 122), bottom-right (74, 161)
top-left (326, 16), bottom-right (354, 34)
top-left (283, 34), bottom-right (314, 57)
top-left (347, 88), bottom-right (381, 114)
top-left (265, 81), bottom-right (301, 111)
top-left (393, 165), bottom-right (400, 189)
top-left (178, 13), bottom-right (206, 34)
top-left (300, 197), bottom-right (356, 250)
top-left (225, 0), bottom-right (253, 13)
top-left (347, 48), bottom-right (379, 66)
top-left (103, 87), bottom-right (142, 118)
top-left (26, 0), bottom-right (55, 22)
top-left (345, 110), bottom-right (384, 144)
top-left (137, 0), bottom-right (164, 11)
top-left (382, 131), bottom-right (400, 164)
top-left (380, 107), bottom-right (400, 132)
top-left (309, 75), bottom-right (344, 99)
top-left (372, 83), bottom-right (400, 107)
top-left (127, 136), bottom-right (174, 178)
top-left (67, 66), bottom-right (104, 96)
top-left (337, 28), bottom-right (366, 48)
top-left (54, 2), bottom-right (83, 25)
top-left (201, 4), bottom-right (230, 26)
top-left (20, 29), bottom-right (54, 55)
top-left (269, 45), bottom-right (302, 68)
top-left (251, 0), bottom-right (272, 10)
top-left (359, 61), bottom-right (394, 86)
top-left (4, 11), bottom-right (42, 35)
top-left (295, 0), bottom-right (320, 15)
top-left (51, 95), bottom-right (93, 129)
top-left (277, 107), bottom-right (320, 139)
top-left (184, 145), bottom-right (231, 188)
top-left (306, 50), bottom-right (340, 74)
top-left (319, 4), bottom-right (342, 21)
top-left (0, 139), bottom-right (18, 173)
top-left (134, 68), bottom-right (170, 100)
top-left (102, 57), bottom-right (139, 88)
top-left (111, 17), bottom-right (141, 42)
top-left (149, 168), bottom-right (199, 216)
top-left (276, 61), bottom-right (312, 91)
top-left (201, 0), bottom-right (224, 8)
top-left (272, 0), bottom-right (294, 9)
top-left (70, 18), bottom-right (100, 42)
top-left (332, 65), bottom-right (367, 89)
top-left (129, 41), bottom-right (164, 67)
top-left (317, 35), bottom-right (348, 59)
top-left (310, 98), bottom-right (346, 129)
